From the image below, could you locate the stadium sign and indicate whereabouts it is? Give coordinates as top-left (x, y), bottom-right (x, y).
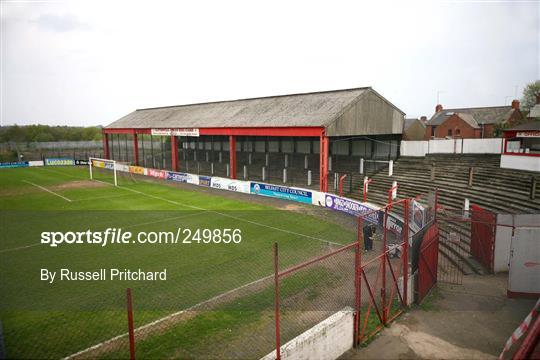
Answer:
top-left (324, 194), bottom-right (379, 224)
top-left (517, 131), bottom-right (540, 138)
top-left (128, 166), bottom-right (145, 175)
top-left (75, 160), bottom-right (89, 166)
top-left (147, 168), bottom-right (168, 179)
top-left (0, 161), bottom-right (29, 168)
top-left (151, 128), bottom-right (200, 137)
top-left (45, 158), bottom-right (75, 166)
top-left (199, 175), bottom-right (211, 187)
top-left (210, 177), bottom-right (250, 193)
top-left (166, 171), bottom-right (199, 185)
top-left (250, 182), bottom-right (312, 204)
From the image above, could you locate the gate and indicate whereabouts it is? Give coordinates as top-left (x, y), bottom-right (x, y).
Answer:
top-left (470, 204), bottom-right (496, 272)
top-left (417, 222), bottom-right (439, 303)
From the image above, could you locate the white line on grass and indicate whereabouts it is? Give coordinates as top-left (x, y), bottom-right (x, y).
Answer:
top-left (64, 273), bottom-right (274, 359)
top-left (101, 181), bottom-right (342, 246)
top-left (22, 180), bottom-right (72, 202)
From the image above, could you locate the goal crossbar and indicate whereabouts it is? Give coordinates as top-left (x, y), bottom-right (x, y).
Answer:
top-left (89, 157), bottom-right (117, 186)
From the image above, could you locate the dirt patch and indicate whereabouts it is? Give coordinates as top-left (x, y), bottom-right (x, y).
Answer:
top-left (343, 274), bottom-right (537, 359)
top-left (53, 180), bottom-right (107, 190)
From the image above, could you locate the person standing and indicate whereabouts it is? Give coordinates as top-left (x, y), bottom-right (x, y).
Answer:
top-left (363, 223), bottom-right (374, 251)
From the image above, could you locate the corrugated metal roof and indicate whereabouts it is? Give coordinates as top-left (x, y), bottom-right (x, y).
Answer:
top-left (428, 106), bottom-right (515, 126)
top-left (106, 87), bottom-right (373, 129)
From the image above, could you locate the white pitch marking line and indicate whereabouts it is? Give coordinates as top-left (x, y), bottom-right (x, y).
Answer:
top-left (101, 182), bottom-right (342, 246)
top-left (22, 180), bottom-right (72, 202)
top-left (64, 273), bottom-right (274, 359)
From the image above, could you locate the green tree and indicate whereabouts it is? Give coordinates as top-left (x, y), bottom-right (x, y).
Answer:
top-left (521, 80), bottom-right (540, 112)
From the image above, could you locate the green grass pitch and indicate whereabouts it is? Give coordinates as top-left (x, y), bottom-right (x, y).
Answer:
top-left (0, 166), bottom-right (355, 359)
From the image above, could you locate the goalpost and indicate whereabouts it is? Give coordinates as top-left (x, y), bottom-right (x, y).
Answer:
top-left (89, 157), bottom-right (118, 186)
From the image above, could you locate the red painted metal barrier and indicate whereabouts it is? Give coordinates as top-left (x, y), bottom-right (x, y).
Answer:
top-left (126, 288), bottom-right (136, 360)
top-left (470, 204), bottom-right (496, 272)
top-left (417, 222), bottom-right (439, 303)
top-left (339, 174), bottom-right (347, 197)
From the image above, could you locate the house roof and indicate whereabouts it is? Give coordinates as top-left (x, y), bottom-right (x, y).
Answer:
top-left (455, 113), bottom-right (479, 128)
top-left (403, 118), bottom-right (425, 130)
top-left (427, 106), bottom-right (515, 126)
top-left (529, 104), bottom-right (540, 118)
top-left (506, 121), bottom-right (540, 131)
top-left (106, 87), bottom-right (404, 130)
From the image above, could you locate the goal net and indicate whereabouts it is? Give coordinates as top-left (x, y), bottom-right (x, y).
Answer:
top-left (89, 157), bottom-right (118, 186)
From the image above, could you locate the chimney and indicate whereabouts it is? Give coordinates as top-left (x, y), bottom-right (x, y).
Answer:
top-left (435, 104), bottom-right (443, 112)
top-left (420, 116), bottom-right (427, 123)
top-left (511, 99), bottom-right (520, 110)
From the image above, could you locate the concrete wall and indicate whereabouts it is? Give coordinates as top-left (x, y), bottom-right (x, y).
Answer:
top-left (401, 141), bottom-right (429, 157)
top-left (401, 138), bottom-right (503, 157)
top-left (261, 308), bottom-right (354, 360)
top-left (429, 139), bottom-right (459, 153)
top-left (462, 138), bottom-right (503, 153)
top-left (500, 154), bottom-right (540, 172)
top-left (327, 90), bottom-right (404, 137)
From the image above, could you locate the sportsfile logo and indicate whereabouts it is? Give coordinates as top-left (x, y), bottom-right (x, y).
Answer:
top-left (40, 228), bottom-right (243, 247)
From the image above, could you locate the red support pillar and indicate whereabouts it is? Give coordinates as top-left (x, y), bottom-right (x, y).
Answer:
top-left (133, 133), bottom-right (139, 166)
top-left (171, 136), bottom-right (178, 172)
top-left (319, 134), bottom-right (329, 192)
top-left (103, 132), bottom-right (110, 159)
top-left (229, 135), bottom-right (237, 179)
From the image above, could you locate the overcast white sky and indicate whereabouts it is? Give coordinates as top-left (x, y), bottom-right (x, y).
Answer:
top-left (1, 0), bottom-right (539, 127)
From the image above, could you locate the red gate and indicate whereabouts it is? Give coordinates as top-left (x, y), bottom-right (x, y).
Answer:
top-left (417, 222), bottom-right (439, 303)
top-left (470, 204), bottom-right (496, 272)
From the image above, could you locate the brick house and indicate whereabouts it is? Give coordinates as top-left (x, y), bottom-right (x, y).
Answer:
top-left (424, 100), bottom-right (524, 139)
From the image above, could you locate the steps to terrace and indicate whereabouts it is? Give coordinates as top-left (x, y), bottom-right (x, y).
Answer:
top-left (337, 154), bottom-right (540, 276)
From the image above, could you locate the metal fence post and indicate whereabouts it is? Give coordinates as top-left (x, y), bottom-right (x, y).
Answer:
top-left (382, 207), bottom-right (388, 324)
top-left (354, 216), bottom-right (363, 346)
top-left (403, 199), bottom-right (409, 306)
top-left (126, 288), bottom-right (136, 360)
top-left (307, 170), bottom-right (312, 186)
top-left (273, 243), bottom-right (281, 360)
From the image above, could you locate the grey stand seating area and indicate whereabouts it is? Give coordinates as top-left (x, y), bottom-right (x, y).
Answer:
top-left (343, 154), bottom-right (540, 275)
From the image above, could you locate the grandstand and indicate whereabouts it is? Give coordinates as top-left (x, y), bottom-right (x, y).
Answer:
top-left (103, 87), bottom-right (405, 192)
